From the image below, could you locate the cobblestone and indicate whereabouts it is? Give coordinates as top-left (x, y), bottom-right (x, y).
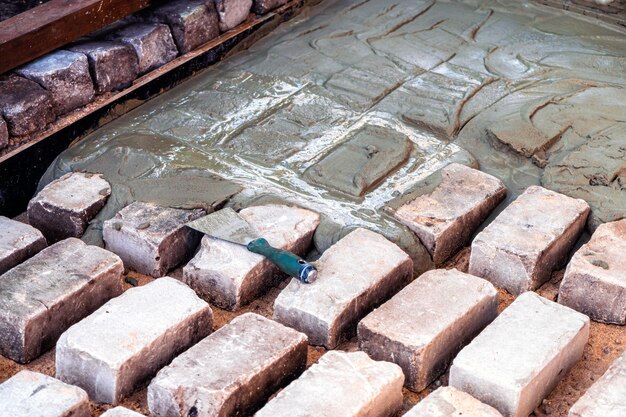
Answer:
top-left (274, 227), bottom-right (412, 348)
top-left (56, 278), bottom-right (213, 404)
top-left (0, 216), bottom-right (46, 275)
top-left (0, 75), bottom-right (55, 136)
top-left (404, 386), bottom-right (504, 417)
top-left (215, 0), bottom-right (252, 32)
top-left (101, 407), bottom-right (146, 417)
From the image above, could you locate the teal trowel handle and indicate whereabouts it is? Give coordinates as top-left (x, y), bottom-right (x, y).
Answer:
top-left (247, 238), bottom-right (318, 283)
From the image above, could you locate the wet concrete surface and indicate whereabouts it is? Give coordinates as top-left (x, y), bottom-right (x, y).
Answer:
top-left (41, 0), bottom-right (625, 269)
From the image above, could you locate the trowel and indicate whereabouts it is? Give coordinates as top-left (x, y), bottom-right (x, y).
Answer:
top-left (186, 207), bottom-right (318, 283)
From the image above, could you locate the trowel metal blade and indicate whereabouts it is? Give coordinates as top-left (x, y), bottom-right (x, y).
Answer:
top-left (186, 207), bottom-right (260, 246)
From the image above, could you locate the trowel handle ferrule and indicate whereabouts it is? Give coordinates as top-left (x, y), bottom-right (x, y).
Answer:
top-left (247, 238), bottom-right (318, 284)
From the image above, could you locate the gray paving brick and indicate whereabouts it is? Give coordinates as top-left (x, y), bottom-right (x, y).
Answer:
top-left (182, 204), bottom-right (319, 310)
top-left (393, 163), bottom-right (506, 264)
top-left (404, 386), bottom-right (504, 417)
top-left (215, 0), bottom-right (252, 32)
top-left (255, 351), bottom-right (404, 417)
top-left (0, 216), bottom-right (46, 275)
top-left (103, 202), bottom-right (204, 277)
top-left (16, 50), bottom-right (95, 115)
top-left (0, 75), bottom-right (55, 137)
top-left (101, 407), bottom-right (146, 417)
top-left (469, 186), bottom-right (589, 295)
top-left (0, 238), bottom-right (123, 363)
top-left (148, 313), bottom-right (307, 417)
top-left (28, 172), bottom-right (111, 242)
top-left (0, 116), bottom-right (7, 149)
top-left (252, 0), bottom-right (288, 14)
top-left (449, 292), bottom-right (590, 417)
top-left (0, 371), bottom-right (90, 417)
top-left (569, 349), bottom-right (626, 417)
top-left (358, 269), bottom-right (498, 391)
top-left (274, 227), bottom-right (413, 348)
top-left (69, 41), bottom-right (138, 94)
top-left (559, 219), bottom-right (626, 324)
top-left (56, 277), bottom-right (213, 404)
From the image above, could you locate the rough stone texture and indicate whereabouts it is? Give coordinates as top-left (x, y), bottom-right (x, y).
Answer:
top-left (101, 407), bottom-right (146, 417)
top-left (69, 41), bottom-right (139, 94)
top-left (256, 351), bottom-right (404, 417)
top-left (251, 0), bottom-right (288, 14)
top-left (358, 269), bottom-right (498, 391)
top-left (0, 216), bottom-right (47, 275)
top-left (148, 313), bottom-right (308, 417)
top-left (304, 124), bottom-right (412, 197)
top-left (0, 238), bottom-right (123, 363)
top-left (28, 172), bottom-right (111, 243)
top-left (0, 370), bottom-right (90, 417)
top-left (103, 202), bottom-right (204, 277)
top-left (182, 204), bottom-right (320, 310)
top-left (0, 75), bottom-right (55, 136)
top-left (274, 227), bottom-right (413, 348)
top-left (393, 163), bottom-right (507, 265)
top-left (56, 277), bottom-right (213, 404)
top-left (15, 50), bottom-right (95, 115)
top-left (404, 386), bottom-right (504, 417)
top-left (568, 349), bottom-right (626, 417)
top-left (147, 0), bottom-right (219, 54)
top-left (0, 116), bottom-right (7, 149)
top-left (468, 185), bottom-right (590, 295)
top-left (215, 0), bottom-right (252, 32)
top-left (449, 292), bottom-right (590, 417)
top-left (108, 23), bottom-right (178, 75)
top-left (558, 219), bottom-right (626, 324)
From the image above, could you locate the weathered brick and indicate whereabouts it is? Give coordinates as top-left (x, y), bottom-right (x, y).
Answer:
top-left (449, 292), bottom-right (590, 417)
top-left (101, 407), bottom-right (146, 417)
top-left (108, 23), bottom-right (178, 75)
top-left (0, 238), bottom-right (123, 363)
top-left (148, 313), bottom-right (307, 417)
top-left (69, 41), bottom-right (139, 94)
top-left (28, 172), bottom-right (111, 242)
top-left (569, 349), bottom-right (626, 417)
top-left (558, 219), bottom-right (626, 324)
top-left (56, 277), bottom-right (213, 404)
top-left (469, 186), bottom-right (589, 295)
top-left (0, 75), bottom-right (55, 136)
top-left (256, 351), bottom-right (404, 417)
top-left (215, 0), bottom-right (252, 32)
top-left (182, 204), bottom-right (320, 310)
top-left (103, 202), bottom-right (204, 277)
top-left (147, 0), bottom-right (219, 54)
top-left (404, 386), bottom-right (504, 417)
top-left (358, 269), bottom-right (498, 391)
top-left (16, 50), bottom-right (95, 115)
top-left (0, 216), bottom-right (47, 275)
top-left (0, 371), bottom-right (90, 417)
top-left (0, 116), bottom-right (8, 149)
top-left (274, 227), bottom-right (413, 349)
top-left (252, 0), bottom-right (288, 14)
top-left (393, 163), bottom-right (507, 264)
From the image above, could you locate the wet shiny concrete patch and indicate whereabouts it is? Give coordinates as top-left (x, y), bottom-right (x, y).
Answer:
top-left (42, 0), bottom-right (626, 269)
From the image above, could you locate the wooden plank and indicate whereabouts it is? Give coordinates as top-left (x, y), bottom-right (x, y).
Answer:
top-left (0, 0), bottom-right (156, 74)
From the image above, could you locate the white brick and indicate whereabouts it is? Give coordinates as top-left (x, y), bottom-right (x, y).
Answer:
top-left (0, 216), bottom-right (46, 275)
top-left (148, 313), bottom-right (307, 417)
top-left (101, 407), bottom-right (146, 417)
top-left (469, 186), bottom-right (589, 295)
top-left (56, 278), bottom-right (213, 404)
top-left (182, 204), bottom-right (319, 310)
top-left (0, 238), bottom-right (123, 363)
top-left (559, 219), bottom-right (626, 324)
top-left (449, 292), bottom-right (590, 417)
top-left (404, 386), bottom-right (504, 417)
top-left (393, 163), bottom-right (506, 264)
top-left (358, 269), bottom-right (498, 391)
top-left (0, 371), bottom-right (89, 417)
top-left (28, 172), bottom-right (111, 242)
top-left (103, 202), bottom-right (204, 277)
top-left (274, 228), bottom-right (412, 348)
top-left (569, 349), bottom-right (626, 417)
top-left (255, 351), bottom-right (404, 417)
